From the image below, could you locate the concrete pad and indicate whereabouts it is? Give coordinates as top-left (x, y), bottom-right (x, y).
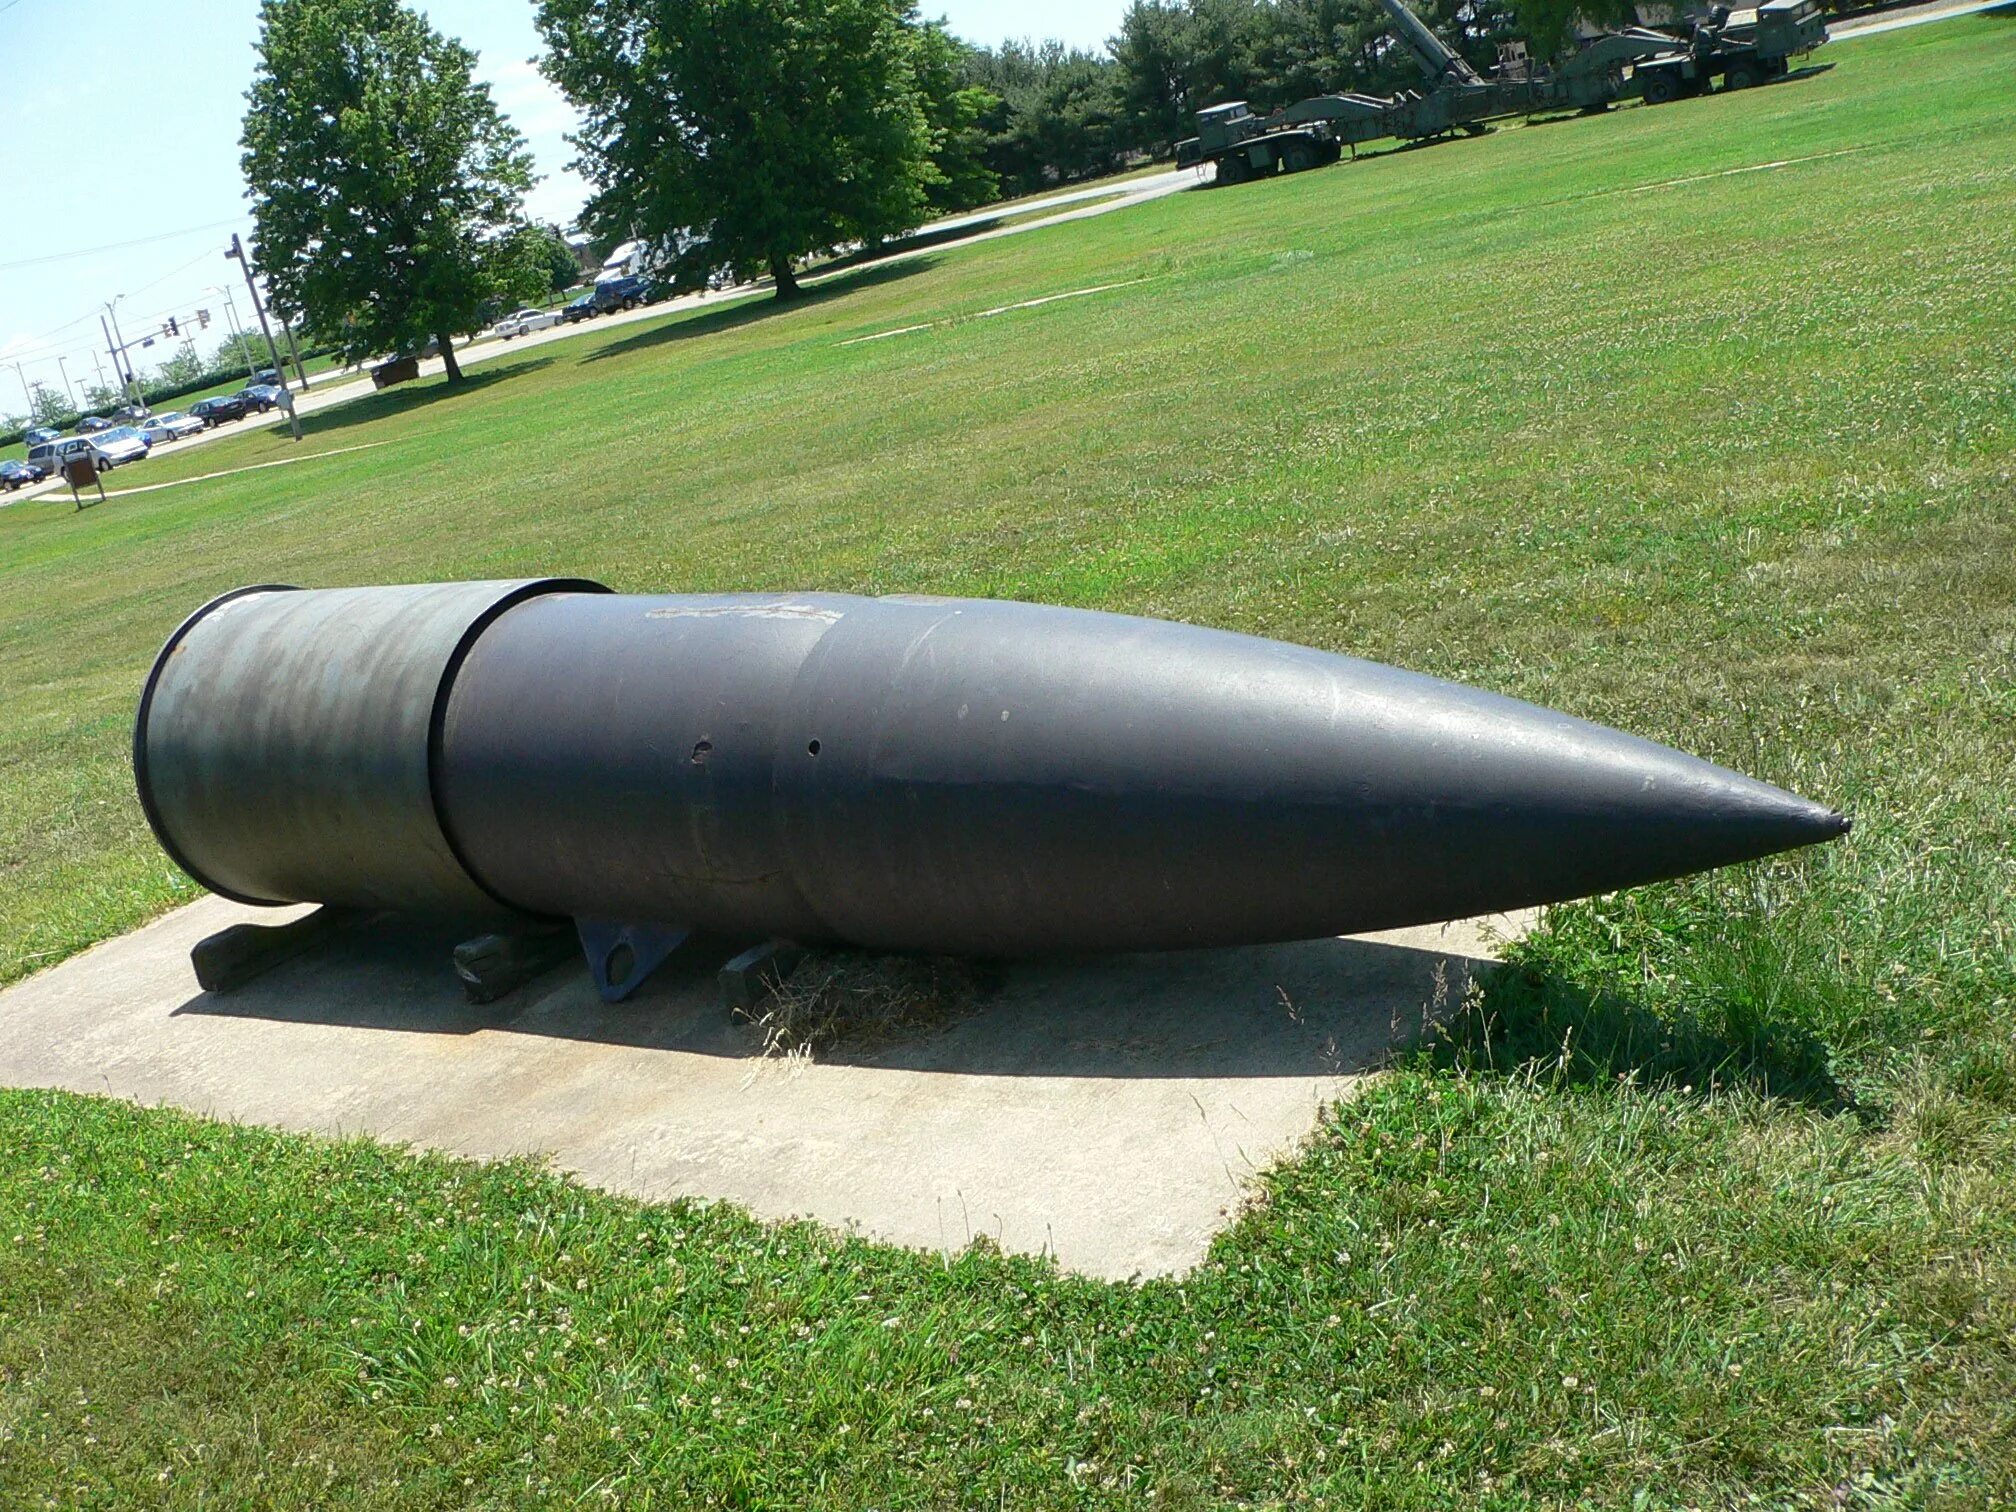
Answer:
top-left (0, 897), bottom-right (1530, 1279)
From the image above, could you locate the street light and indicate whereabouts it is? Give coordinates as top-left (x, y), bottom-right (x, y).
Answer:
top-left (6, 360), bottom-right (33, 418)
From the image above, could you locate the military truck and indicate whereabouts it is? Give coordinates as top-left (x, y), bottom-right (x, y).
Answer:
top-left (1175, 101), bottom-right (1345, 183)
top-left (1633, 0), bottom-right (1829, 102)
top-left (1174, 0), bottom-right (1824, 185)
top-left (1176, 0), bottom-right (1680, 182)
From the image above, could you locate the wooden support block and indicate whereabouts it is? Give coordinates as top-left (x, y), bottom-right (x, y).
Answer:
top-left (453, 925), bottom-right (576, 1005)
top-left (190, 907), bottom-right (362, 994)
top-left (718, 940), bottom-right (805, 1015)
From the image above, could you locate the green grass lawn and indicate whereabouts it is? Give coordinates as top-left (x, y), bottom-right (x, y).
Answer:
top-left (4, 19), bottom-right (2015, 1507)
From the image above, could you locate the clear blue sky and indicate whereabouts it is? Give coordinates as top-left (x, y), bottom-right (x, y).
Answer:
top-left (0, 0), bottom-right (1128, 416)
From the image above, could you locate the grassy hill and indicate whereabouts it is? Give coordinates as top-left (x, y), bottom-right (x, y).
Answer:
top-left (2, 18), bottom-right (2013, 1506)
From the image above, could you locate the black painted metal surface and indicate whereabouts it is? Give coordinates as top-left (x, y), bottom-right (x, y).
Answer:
top-left (134, 579), bottom-right (603, 913)
top-left (137, 584), bottom-right (1850, 955)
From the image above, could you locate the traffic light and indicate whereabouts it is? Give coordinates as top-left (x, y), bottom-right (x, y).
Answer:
top-left (197, 309), bottom-right (211, 330)
top-left (165, 316), bottom-right (179, 337)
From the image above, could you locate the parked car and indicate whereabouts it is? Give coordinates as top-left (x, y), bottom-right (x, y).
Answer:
top-left (190, 394), bottom-right (252, 427)
top-left (23, 426), bottom-right (60, 446)
top-left (563, 292), bottom-right (598, 323)
top-left (139, 411), bottom-right (204, 445)
top-left (0, 459), bottom-right (47, 491)
top-left (237, 384), bottom-right (286, 413)
top-left (591, 275), bottom-right (657, 314)
top-left (495, 306), bottom-right (564, 339)
top-left (252, 368), bottom-right (284, 387)
top-left (111, 403), bottom-right (151, 424)
top-left (30, 430), bottom-right (146, 476)
top-left (76, 415), bottom-right (113, 433)
top-left (94, 426), bottom-right (151, 462)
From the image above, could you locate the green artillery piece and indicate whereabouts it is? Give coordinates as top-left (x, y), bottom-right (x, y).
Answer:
top-left (1175, 0), bottom-right (1828, 184)
top-left (1633, 0), bottom-right (1830, 104)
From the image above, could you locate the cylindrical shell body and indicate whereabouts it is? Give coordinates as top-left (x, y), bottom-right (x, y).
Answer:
top-left (136, 584), bottom-right (1848, 953)
top-left (134, 579), bottom-right (602, 912)
top-left (434, 592), bottom-right (1845, 954)
top-left (435, 594), bottom-right (844, 939)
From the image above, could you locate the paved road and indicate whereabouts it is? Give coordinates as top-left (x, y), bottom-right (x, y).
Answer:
top-left (921, 168), bottom-right (1202, 237)
top-left (4, 287), bottom-right (751, 504)
top-left (1830, 0), bottom-right (2010, 36)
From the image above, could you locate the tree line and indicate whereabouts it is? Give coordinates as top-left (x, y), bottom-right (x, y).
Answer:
top-left (235, 0), bottom-right (1627, 379)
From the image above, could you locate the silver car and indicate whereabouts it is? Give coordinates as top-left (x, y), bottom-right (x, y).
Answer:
top-left (31, 430), bottom-right (148, 477)
top-left (140, 411), bottom-right (205, 445)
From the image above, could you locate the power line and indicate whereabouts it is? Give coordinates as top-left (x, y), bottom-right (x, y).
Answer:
top-left (1, 249), bottom-right (238, 364)
top-left (0, 218), bottom-right (245, 274)
top-left (123, 247), bottom-right (235, 306)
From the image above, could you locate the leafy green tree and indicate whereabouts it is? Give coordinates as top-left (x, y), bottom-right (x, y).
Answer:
top-left (29, 384), bottom-right (75, 428)
top-left (241, 0), bottom-right (545, 381)
top-left (536, 0), bottom-right (939, 300)
top-left (1111, 2), bottom-right (1193, 152)
top-left (154, 344), bottom-right (208, 389)
top-left (1112, 0), bottom-right (1263, 150)
top-left (964, 39), bottom-right (1128, 194)
top-left (212, 332), bottom-right (261, 377)
top-left (913, 24), bottom-right (1002, 213)
top-left (536, 224), bottom-right (585, 295)
top-left (1498, 0), bottom-right (1630, 57)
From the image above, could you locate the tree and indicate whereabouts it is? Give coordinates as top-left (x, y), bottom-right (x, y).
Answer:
top-left (913, 24), bottom-right (1001, 213)
top-left (1498, 0), bottom-right (1629, 57)
top-left (536, 224), bottom-right (584, 295)
top-left (536, 0), bottom-right (939, 300)
top-left (241, 0), bottom-right (545, 382)
top-left (965, 39), bottom-right (1128, 194)
top-left (1112, 2), bottom-right (1194, 152)
top-left (155, 344), bottom-right (208, 389)
top-left (29, 384), bottom-right (74, 428)
top-left (213, 331), bottom-right (262, 377)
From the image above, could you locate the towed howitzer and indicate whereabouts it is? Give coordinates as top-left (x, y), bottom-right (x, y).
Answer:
top-left (1632, 0), bottom-right (1829, 104)
top-left (1177, 0), bottom-right (1822, 184)
top-left (1179, 0), bottom-right (1647, 181)
top-left (135, 581), bottom-right (1848, 1002)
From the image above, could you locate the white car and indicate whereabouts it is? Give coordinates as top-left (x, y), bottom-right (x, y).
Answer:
top-left (140, 411), bottom-right (204, 446)
top-left (29, 430), bottom-right (148, 477)
top-left (494, 307), bottom-right (563, 339)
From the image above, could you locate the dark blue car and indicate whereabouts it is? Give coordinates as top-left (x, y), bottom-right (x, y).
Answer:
top-left (1, 459), bottom-right (48, 491)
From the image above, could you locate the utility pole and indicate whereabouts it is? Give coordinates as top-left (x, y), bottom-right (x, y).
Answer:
top-left (227, 234), bottom-right (302, 440)
top-left (208, 285), bottom-right (256, 382)
top-left (57, 356), bottom-right (77, 409)
top-left (91, 349), bottom-right (108, 398)
top-left (281, 319), bottom-right (308, 389)
top-left (104, 300), bottom-right (139, 402)
top-left (226, 235), bottom-right (288, 388)
top-left (7, 360), bottom-right (32, 417)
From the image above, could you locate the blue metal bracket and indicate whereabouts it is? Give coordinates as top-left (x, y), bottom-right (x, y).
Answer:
top-left (575, 919), bottom-right (691, 1003)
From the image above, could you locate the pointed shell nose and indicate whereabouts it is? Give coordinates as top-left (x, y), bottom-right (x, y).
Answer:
top-left (774, 599), bottom-right (1853, 953)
